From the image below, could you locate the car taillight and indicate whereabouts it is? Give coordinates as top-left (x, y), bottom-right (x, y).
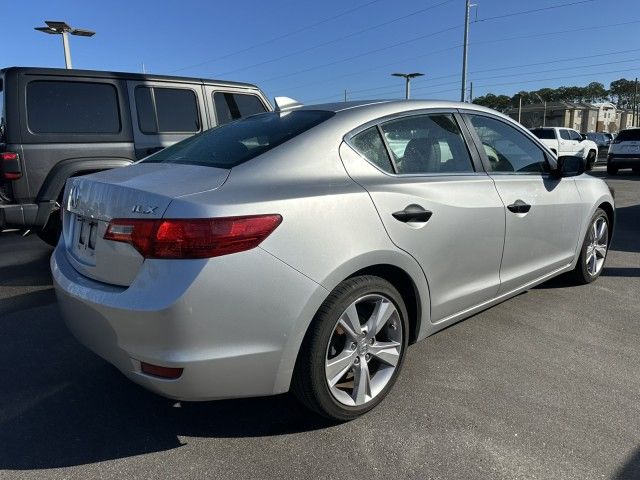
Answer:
top-left (104, 215), bottom-right (282, 259)
top-left (1, 152), bottom-right (22, 180)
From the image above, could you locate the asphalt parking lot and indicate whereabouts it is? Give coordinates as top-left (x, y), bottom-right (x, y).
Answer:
top-left (1, 167), bottom-right (638, 480)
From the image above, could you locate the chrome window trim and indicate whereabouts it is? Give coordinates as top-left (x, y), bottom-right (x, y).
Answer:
top-left (343, 108), bottom-right (485, 179)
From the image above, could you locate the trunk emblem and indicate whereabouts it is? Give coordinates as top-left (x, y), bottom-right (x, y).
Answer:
top-left (132, 205), bottom-right (158, 214)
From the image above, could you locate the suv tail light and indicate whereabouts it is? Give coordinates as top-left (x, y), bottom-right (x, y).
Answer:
top-left (1, 152), bottom-right (22, 180)
top-left (104, 215), bottom-right (282, 259)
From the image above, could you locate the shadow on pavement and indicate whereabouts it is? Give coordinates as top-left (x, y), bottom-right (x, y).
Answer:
top-left (613, 447), bottom-right (640, 480)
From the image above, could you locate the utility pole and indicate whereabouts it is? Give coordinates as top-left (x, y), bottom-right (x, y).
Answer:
top-left (518, 94), bottom-right (522, 124)
top-left (460, 0), bottom-right (471, 102)
top-left (535, 93), bottom-right (547, 127)
top-left (469, 81), bottom-right (473, 103)
top-left (391, 72), bottom-right (424, 99)
top-left (35, 21), bottom-right (95, 69)
top-left (344, 89), bottom-right (347, 102)
top-left (633, 77), bottom-right (638, 126)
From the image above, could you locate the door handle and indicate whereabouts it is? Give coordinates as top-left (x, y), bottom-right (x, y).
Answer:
top-left (507, 200), bottom-right (531, 214)
top-left (392, 204), bottom-right (433, 223)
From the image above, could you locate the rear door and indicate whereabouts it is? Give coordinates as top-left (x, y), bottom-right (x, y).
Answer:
top-left (205, 86), bottom-right (269, 127)
top-left (128, 80), bottom-right (206, 159)
top-left (463, 112), bottom-right (583, 293)
top-left (341, 111), bottom-right (505, 323)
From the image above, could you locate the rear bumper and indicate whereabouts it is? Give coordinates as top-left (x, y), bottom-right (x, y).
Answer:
top-left (0, 201), bottom-right (57, 230)
top-left (608, 154), bottom-right (640, 168)
top-left (51, 244), bottom-right (327, 401)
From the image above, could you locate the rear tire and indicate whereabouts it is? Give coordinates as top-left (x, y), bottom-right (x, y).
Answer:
top-left (607, 164), bottom-right (618, 176)
top-left (570, 208), bottom-right (609, 285)
top-left (633, 167), bottom-right (640, 174)
top-left (292, 275), bottom-right (409, 422)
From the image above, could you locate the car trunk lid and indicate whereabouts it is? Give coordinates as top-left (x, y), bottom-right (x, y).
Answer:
top-left (62, 163), bottom-right (230, 286)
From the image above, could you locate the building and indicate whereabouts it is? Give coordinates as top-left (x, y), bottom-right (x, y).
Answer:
top-left (618, 109), bottom-right (638, 131)
top-left (591, 102), bottom-right (618, 132)
top-left (508, 102), bottom-right (598, 132)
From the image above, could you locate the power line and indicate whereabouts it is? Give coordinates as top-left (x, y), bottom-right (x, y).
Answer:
top-left (254, 0), bottom-right (606, 86)
top-left (300, 20), bottom-right (640, 103)
top-left (214, 0), bottom-right (456, 77)
top-left (168, 0), bottom-right (385, 73)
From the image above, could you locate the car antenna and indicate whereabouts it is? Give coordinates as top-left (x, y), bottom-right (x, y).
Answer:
top-left (274, 96), bottom-right (304, 112)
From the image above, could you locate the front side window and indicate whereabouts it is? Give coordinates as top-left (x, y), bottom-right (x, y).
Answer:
top-left (350, 127), bottom-right (393, 173)
top-left (569, 130), bottom-right (582, 141)
top-left (27, 81), bottom-right (120, 134)
top-left (144, 110), bottom-right (334, 169)
top-left (468, 115), bottom-right (550, 174)
top-left (213, 92), bottom-right (267, 125)
top-left (559, 129), bottom-right (571, 140)
top-left (135, 87), bottom-right (200, 134)
top-left (377, 114), bottom-right (474, 174)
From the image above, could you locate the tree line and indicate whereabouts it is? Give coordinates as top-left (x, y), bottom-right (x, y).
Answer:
top-left (472, 78), bottom-right (638, 113)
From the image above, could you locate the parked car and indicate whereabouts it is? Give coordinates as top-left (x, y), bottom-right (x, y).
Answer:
top-left (585, 131), bottom-right (612, 149)
top-left (607, 127), bottom-right (640, 175)
top-left (52, 100), bottom-right (614, 421)
top-left (0, 67), bottom-right (271, 245)
top-left (530, 127), bottom-right (598, 170)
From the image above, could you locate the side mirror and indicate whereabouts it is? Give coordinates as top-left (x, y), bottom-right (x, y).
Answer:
top-left (580, 133), bottom-right (587, 141)
top-left (554, 155), bottom-right (585, 177)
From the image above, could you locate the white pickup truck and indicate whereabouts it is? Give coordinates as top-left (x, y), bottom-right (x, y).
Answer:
top-left (531, 127), bottom-right (598, 170)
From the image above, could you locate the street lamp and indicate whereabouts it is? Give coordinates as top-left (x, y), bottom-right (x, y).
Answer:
top-left (534, 93), bottom-right (547, 127)
top-left (34, 20), bottom-right (95, 69)
top-left (391, 73), bottom-right (424, 99)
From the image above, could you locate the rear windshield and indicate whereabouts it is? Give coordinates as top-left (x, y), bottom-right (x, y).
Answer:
top-left (531, 128), bottom-right (556, 139)
top-left (615, 129), bottom-right (640, 142)
top-left (143, 110), bottom-right (335, 168)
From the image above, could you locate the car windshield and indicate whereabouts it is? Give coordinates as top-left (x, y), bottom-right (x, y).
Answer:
top-left (615, 129), bottom-right (640, 142)
top-left (531, 128), bottom-right (555, 139)
top-left (143, 110), bottom-right (335, 168)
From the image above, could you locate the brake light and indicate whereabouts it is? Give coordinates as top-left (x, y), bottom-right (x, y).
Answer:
top-left (104, 215), bottom-right (282, 259)
top-left (1, 152), bottom-right (22, 180)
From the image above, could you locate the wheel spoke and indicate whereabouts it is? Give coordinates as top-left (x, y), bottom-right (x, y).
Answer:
top-left (339, 303), bottom-right (362, 339)
top-left (591, 222), bottom-right (598, 242)
top-left (595, 245), bottom-right (607, 258)
top-left (369, 340), bottom-right (401, 367)
top-left (352, 359), bottom-right (371, 404)
top-left (365, 298), bottom-right (396, 338)
top-left (596, 219), bottom-right (607, 242)
top-left (589, 251), bottom-right (597, 273)
top-left (326, 349), bottom-right (356, 387)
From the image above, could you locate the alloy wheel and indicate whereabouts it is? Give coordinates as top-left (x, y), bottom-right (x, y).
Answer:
top-left (325, 294), bottom-right (403, 407)
top-left (586, 216), bottom-right (608, 276)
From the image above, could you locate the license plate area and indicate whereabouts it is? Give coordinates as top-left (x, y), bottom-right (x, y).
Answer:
top-left (71, 214), bottom-right (99, 265)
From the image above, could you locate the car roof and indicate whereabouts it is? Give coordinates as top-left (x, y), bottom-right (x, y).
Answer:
top-left (0, 66), bottom-right (261, 90)
top-left (299, 99), bottom-right (493, 113)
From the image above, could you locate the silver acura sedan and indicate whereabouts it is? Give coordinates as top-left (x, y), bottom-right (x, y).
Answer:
top-left (52, 100), bottom-right (614, 421)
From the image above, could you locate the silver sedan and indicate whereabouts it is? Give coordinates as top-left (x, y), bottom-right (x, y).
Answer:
top-left (51, 100), bottom-right (614, 421)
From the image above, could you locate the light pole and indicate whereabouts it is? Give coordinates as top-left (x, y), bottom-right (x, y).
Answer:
top-left (392, 73), bottom-right (424, 99)
top-left (534, 93), bottom-right (547, 127)
top-left (35, 21), bottom-right (95, 69)
top-left (460, 0), bottom-right (477, 102)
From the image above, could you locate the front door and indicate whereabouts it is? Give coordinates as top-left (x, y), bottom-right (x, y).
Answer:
top-left (341, 111), bottom-right (505, 322)
top-left (464, 113), bottom-right (583, 294)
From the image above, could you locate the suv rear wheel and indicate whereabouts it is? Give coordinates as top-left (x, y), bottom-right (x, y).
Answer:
top-left (292, 275), bottom-right (409, 421)
top-left (607, 164), bottom-right (618, 175)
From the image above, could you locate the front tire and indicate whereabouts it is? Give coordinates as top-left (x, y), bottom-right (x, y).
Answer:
top-left (585, 151), bottom-right (596, 171)
top-left (292, 275), bottom-right (409, 421)
top-left (570, 208), bottom-right (609, 284)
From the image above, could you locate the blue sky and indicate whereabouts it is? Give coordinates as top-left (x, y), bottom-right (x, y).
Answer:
top-left (5, 0), bottom-right (640, 104)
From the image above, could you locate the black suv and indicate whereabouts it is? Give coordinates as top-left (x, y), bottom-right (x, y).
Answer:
top-left (0, 67), bottom-right (271, 244)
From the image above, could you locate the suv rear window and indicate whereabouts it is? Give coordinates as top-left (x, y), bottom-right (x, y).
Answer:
top-left (27, 81), bottom-right (120, 134)
top-left (144, 110), bottom-right (334, 169)
top-left (615, 129), bottom-right (640, 142)
top-left (135, 87), bottom-right (200, 134)
top-left (531, 128), bottom-right (555, 139)
top-left (213, 92), bottom-right (267, 125)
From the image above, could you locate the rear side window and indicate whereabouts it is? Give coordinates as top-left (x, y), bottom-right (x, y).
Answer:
top-left (615, 129), bottom-right (640, 142)
top-left (27, 81), bottom-right (120, 134)
top-left (144, 110), bottom-right (334, 169)
top-left (350, 127), bottom-right (393, 173)
top-left (135, 87), bottom-right (200, 134)
top-left (378, 114), bottom-right (474, 174)
top-left (213, 92), bottom-right (267, 125)
top-left (531, 128), bottom-right (555, 140)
